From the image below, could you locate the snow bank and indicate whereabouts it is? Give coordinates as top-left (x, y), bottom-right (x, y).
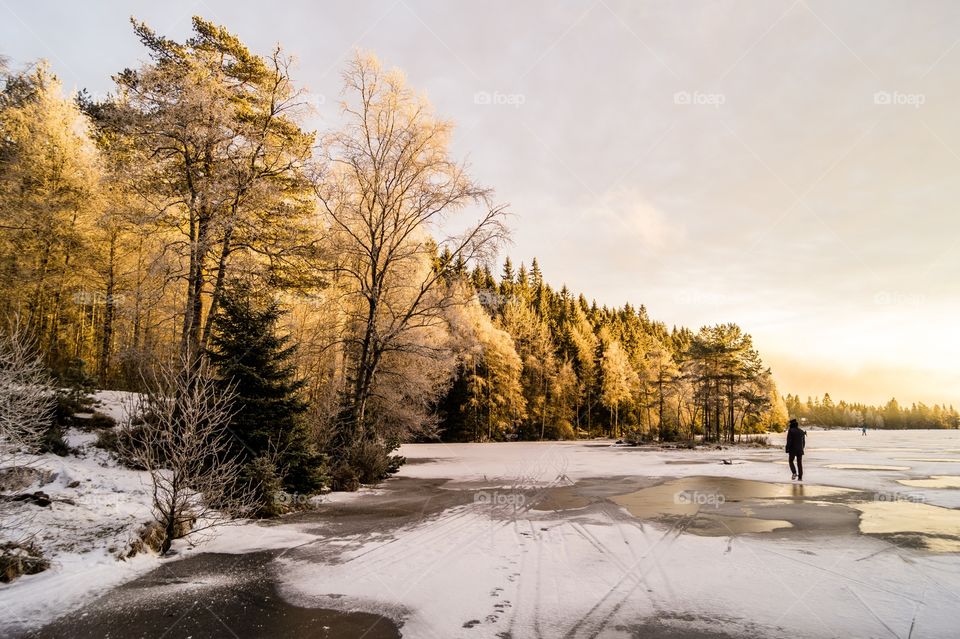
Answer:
top-left (1, 432), bottom-right (158, 628)
top-left (90, 389), bottom-right (140, 423)
top-left (3, 391), bottom-right (157, 630)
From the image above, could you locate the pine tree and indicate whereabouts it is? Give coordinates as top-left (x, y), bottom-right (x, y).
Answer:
top-left (501, 257), bottom-right (515, 284)
top-left (207, 282), bottom-right (326, 509)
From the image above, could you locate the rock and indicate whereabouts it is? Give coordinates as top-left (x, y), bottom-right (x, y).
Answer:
top-left (9, 491), bottom-right (52, 507)
top-left (33, 491), bottom-right (52, 507)
top-left (67, 480), bottom-right (81, 488)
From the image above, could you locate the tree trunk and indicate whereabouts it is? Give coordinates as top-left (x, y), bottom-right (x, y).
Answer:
top-left (199, 225), bottom-right (234, 352)
top-left (728, 380), bottom-right (736, 444)
top-left (657, 376), bottom-right (665, 441)
top-left (181, 209), bottom-right (210, 363)
top-left (98, 233), bottom-right (117, 383)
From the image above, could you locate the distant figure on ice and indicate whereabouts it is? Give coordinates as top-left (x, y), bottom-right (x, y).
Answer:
top-left (861, 425), bottom-right (867, 436)
top-left (786, 419), bottom-right (806, 481)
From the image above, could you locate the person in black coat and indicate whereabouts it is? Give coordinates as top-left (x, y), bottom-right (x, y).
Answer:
top-left (785, 418), bottom-right (806, 481)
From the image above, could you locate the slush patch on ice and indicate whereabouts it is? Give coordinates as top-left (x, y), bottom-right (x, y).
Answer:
top-left (825, 464), bottom-right (911, 471)
top-left (898, 475), bottom-right (960, 489)
top-left (854, 501), bottom-right (960, 552)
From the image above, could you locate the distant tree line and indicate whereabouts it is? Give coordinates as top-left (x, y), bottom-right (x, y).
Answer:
top-left (436, 256), bottom-right (788, 444)
top-left (784, 393), bottom-right (959, 429)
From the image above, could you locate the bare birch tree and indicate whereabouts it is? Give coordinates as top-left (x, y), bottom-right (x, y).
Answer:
top-left (315, 53), bottom-right (508, 478)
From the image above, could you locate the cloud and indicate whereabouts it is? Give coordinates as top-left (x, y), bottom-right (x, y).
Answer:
top-left (582, 188), bottom-right (684, 253)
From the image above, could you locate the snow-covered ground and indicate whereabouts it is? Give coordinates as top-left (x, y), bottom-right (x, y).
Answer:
top-left (4, 425), bottom-right (960, 638)
top-left (0, 391), bottom-right (372, 633)
top-left (1, 391), bottom-right (155, 629)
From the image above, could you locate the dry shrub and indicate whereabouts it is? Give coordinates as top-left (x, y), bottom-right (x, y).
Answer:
top-left (0, 541), bottom-right (49, 582)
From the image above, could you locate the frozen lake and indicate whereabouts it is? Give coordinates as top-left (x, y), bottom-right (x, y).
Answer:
top-left (20, 429), bottom-right (960, 638)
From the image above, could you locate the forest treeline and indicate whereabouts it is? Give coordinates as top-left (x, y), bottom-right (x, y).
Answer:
top-left (784, 394), bottom-right (959, 430)
top-left (0, 16), bottom-right (804, 507)
top-left (435, 256), bottom-right (787, 444)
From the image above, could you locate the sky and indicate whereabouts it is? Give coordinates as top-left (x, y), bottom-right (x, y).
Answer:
top-left (2, 0), bottom-right (958, 408)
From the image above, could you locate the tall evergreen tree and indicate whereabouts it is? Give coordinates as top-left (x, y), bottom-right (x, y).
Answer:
top-left (207, 282), bottom-right (326, 509)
